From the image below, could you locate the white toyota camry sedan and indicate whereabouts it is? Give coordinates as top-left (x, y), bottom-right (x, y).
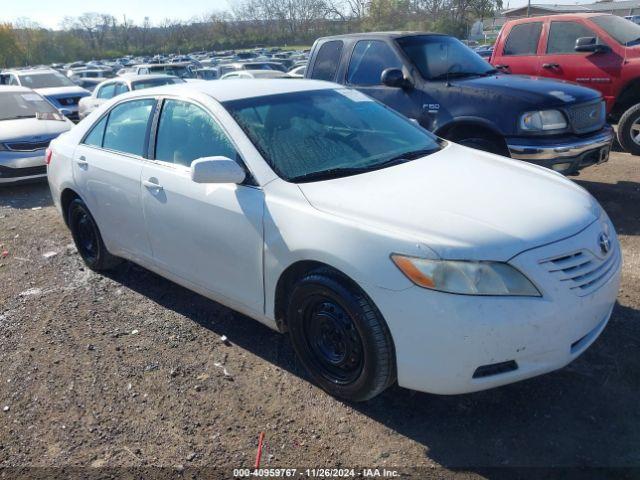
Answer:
top-left (47, 80), bottom-right (621, 401)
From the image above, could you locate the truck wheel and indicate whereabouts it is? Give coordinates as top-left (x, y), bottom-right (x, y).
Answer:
top-left (617, 103), bottom-right (640, 156)
top-left (286, 269), bottom-right (396, 402)
top-left (68, 199), bottom-right (122, 271)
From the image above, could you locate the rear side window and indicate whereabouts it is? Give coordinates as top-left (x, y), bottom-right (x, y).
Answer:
top-left (97, 83), bottom-right (116, 99)
top-left (83, 115), bottom-right (108, 147)
top-left (103, 99), bottom-right (156, 156)
top-left (114, 83), bottom-right (129, 95)
top-left (547, 21), bottom-right (598, 54)
top-left (347, 40), bottom-right (402, 86)
top-left (155, 100), bottom-right (237, 167)
top-left (503, 22), bottom-right (543, 55)
top-left (310, 40), bottom-right (343, 81)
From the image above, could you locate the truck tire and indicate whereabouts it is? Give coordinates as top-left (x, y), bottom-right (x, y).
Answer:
top-left (617, 103), bottom-right (640, 156)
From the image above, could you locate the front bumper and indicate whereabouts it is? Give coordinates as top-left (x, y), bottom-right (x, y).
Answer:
top-left (0, 152), bottom-right (47, 185)
top-left (506, 126), bottom-right (614, 175)
top-left (370, 218), bottom-right (621, 395)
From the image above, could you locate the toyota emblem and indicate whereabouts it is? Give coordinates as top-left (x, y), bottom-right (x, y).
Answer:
top-left (598, 232), bottom-right (611, 255)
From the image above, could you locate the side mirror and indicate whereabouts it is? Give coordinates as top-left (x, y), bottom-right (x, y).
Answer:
top-left (575, 37), bottom-right (611, 53)
top-left (381, 68), bottom-right (411, 89)
top-left (191, 156), bottom-right (246, 184)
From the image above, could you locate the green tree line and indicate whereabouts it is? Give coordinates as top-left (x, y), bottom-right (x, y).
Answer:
top-left (0, 0), bottom-right (499, 68)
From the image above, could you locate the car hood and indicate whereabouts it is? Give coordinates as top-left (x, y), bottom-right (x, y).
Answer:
top-left (453, 73), bottom-right (601, 107)
top-left (0, 117), bottom-right (72, 142)
top-left (297, 143), bottom-right (600, 261)
top-left (35, 86), bottom-right (90, 97)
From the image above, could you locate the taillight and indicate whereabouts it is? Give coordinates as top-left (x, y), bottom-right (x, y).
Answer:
top-left (45, 148), bottom-right (53, 165)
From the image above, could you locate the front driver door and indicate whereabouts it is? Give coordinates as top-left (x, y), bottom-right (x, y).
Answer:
top-left (140, 98), bottom-right (264, 313)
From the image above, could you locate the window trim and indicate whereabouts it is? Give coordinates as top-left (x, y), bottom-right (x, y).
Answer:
top-left (80, 96), bottom-right (159, 160)
top-left (345, 39), bottom-right (403, 87)
top-left (502, 21), bottom-right (544, 57)
top-left (544, 20), bottom-right (603, 56)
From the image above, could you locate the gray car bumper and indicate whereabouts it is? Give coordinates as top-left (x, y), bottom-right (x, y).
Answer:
top-left (506, 126), bottom-right (614, 175)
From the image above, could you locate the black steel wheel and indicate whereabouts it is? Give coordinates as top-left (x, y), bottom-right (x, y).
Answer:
top-left (68, 198), bottom-right (121, 271)
top-left (287, 269), bottom-right (396, 402)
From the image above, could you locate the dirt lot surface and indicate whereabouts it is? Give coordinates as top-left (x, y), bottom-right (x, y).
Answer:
top-left (0, 152), bottom-right (638, 479)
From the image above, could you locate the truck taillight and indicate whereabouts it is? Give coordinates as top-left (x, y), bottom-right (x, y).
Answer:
top-left (45, 148), bottom-right (53, 165)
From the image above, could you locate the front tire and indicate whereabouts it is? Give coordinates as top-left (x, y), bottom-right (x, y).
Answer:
top-left (617, 103), bottom-right (640, 156)
top-left (286, 270), bottom-right (396, 402)
top-left (68, 198), bottom-right (121, 271)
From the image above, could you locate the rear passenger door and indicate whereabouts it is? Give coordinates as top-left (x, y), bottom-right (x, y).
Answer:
top-left (72, 98), bottom-right (157, 261)
top-left (345, 40), bottom-right (425, 122)
top-left (492, 21), bottom-right (543, 75)
top-left (140, 98), bottom-right (264, 313)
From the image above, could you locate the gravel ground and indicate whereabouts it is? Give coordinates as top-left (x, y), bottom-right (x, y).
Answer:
top-left (0, 152), bottom-right (638, 479)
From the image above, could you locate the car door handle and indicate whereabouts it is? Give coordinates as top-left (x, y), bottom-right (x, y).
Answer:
top-left (495, 64), bottom-right (509, 69)
top-left (143, 179), bottom-right (163, 191)
top-left (76, 156), bottom-right (88, 166)
top-left (542, 63), bottom-right (560, 69)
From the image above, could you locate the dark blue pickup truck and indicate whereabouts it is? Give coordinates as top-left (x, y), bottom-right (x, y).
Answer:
top-left (305, 32), bottom-right (613, 174)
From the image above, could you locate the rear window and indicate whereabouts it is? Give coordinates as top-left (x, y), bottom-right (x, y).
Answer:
top-left (310, 41), bottom-right (343, 81)
top-left (503, 22), bottom-right (543, 55)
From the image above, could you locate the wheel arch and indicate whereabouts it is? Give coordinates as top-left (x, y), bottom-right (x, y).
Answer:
top-left (434, 118), bottom-right (509, 155)
top-left (611, 78), bottom-right (640, 122)
top-left (60, 188), bottom-right (82, 227)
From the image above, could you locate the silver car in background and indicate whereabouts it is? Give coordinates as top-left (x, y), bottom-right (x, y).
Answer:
top-left (78, 74), bottom-right (186, 120)
top-left (0, 86), bottom-right (73, 184)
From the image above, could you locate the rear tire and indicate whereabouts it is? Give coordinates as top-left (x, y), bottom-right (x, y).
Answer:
top-left (286, 269), bottom-right (396, 402)
top-left (617, 103), bottom-right (640, 156)
top-left (68, 198), bottom-right (121, 271)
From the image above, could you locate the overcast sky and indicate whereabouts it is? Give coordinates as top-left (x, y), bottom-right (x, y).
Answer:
top-left (3, 0), bottom-right (602, 29)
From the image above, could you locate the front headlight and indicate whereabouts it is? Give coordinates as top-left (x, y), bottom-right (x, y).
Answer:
top-left (391, 255), bottom-right (540, 296)
top-left (520, 109), bottom-right (567, 132)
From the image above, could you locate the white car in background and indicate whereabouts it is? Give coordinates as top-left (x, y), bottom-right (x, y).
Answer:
top-left (0, 69), bottom-right (90, 122)
top-left (220, 70), bottom-right (290, 80)
top-left (47, 80), bottom-right (621, 401)
top-left (0, 86), bottom-right (73, 184)
top-left (78, 74), bottom-right (186, 120)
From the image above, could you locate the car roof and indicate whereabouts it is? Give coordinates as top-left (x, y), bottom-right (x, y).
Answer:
top-left (505, 12), bottom-right (611, 24)
top-left (135, 79), bottom-right (336, 102)
top-left (0, 85), bottom-right (34, 93)
top-left (317, 31), bottom-right (447, 41)
top-left (5, 68), bottom-right (60, 76)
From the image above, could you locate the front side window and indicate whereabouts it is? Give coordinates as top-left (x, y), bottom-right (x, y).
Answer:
top-left (397, 35), bottom-right (495, 80)
top-left (224, 89), bottom-right (442, 182)
top-left (155, 100), bottom-right (237, 167)
top-left (503, 22), bottom-right (543, 55)
top-left (102, 99), bottom-right (156, 156)
top-left (97, 83), bottom-right (117, 99)
top-left (0, 91), bottom-right (58, 121)
top-left (310, 40), bottom-right (343, 81)
top-left (547, 21), bottom-right (598, 54)
top-left (347, 40), bottom-right (402, 86)
top-left (114, 83), bottom-right (129, 95)
top-left (591, 15), bottom-right (640, 45)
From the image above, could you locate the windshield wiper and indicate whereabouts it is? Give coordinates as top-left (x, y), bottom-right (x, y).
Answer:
top-left (430, 71), bottom-right (483, 81)
top-left (289, 148), bottom-right (439, 183)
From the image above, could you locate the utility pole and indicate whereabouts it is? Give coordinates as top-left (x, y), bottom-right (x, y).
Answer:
top-left (526, 0), bottom-right (531, 17)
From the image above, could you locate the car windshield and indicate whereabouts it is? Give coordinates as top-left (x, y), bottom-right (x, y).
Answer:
top-left (132, 78), bottom-right (184, 90)
top-left (18, 72), bottom-right (76, 88)
top-left (0, 91), bottom-right (58, 121)
top-left (224, 89), bottom-right (442, 182)
top-left (397, 35), bottom-right (496, 80)
top-left (591, 15), bottom-right (640, 45)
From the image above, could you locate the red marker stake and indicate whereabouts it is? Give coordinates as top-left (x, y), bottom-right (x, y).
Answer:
top-left (255, 431), bottom-right (265, 469)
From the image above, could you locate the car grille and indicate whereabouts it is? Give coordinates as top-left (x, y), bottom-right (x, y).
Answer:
top-left (540, 245), bottom-right (620, 297)
top-left (566, 101), bottom-right (606, 135)
top-left (4, 139), bottom-right (52, 152)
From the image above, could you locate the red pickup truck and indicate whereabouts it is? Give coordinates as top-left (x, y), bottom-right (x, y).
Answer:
top-left (491, 13), bottom-right (640, 155)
